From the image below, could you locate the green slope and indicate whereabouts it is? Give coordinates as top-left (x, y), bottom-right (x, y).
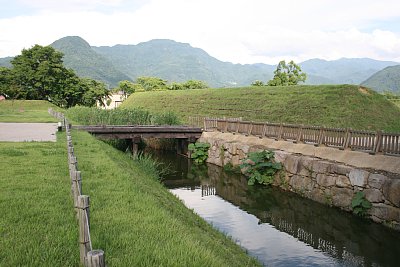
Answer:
top-left (93, 39), bottom-right (275, 87)
top-left (362, 65), bottom-right (400, 94)
top-left (121, 85), bottom-right (400, 132)
top-left (51, 36), bottom-right (131, 87)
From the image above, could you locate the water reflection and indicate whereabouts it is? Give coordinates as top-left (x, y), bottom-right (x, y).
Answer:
top-left (153, 151), bottom-right (400, 267)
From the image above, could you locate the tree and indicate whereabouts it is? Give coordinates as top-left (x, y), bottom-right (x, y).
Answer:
top-left (136, 76), bottom-right (167, 91)
top-left (11, 45), bottom-right (69, 100)
top-left (6, 45), bottom-right (109, 107)
top-left (251, 80), bottom-right (265, 86)
top-left (182, 80), bottom-right (208, 90)
top-left (118, 80), bottom-right (137, 96)
top-left (268, 60), bottom-right (306, 86)
top-left (80, 78), bottom-right (110, 107)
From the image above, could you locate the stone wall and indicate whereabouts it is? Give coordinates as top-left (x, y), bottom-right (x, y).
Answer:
top-left (200, 132), bottom-right (400, 230)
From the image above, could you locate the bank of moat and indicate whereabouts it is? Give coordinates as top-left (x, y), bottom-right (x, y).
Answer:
top-left (200, 131), bottom-right (400, 230)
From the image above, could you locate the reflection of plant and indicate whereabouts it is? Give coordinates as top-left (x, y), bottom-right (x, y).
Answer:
top-left (188, 142), bottom-right (210, 164)
top-left (351, 191), bottom-right (372, 216)
top-left (223, 162), bottom-right (241, 174)
top-left (240, 150), bottom-right (282, 186)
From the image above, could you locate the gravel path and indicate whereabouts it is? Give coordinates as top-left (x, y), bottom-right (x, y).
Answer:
top-left (0, 123), bottom-right (58, 142)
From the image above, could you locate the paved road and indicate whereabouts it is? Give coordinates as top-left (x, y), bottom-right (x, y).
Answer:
top-left (0, 123), bottom-right (58, 142)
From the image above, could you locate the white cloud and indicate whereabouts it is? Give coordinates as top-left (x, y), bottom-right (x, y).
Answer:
top-left (0, 0), bottom-right (399, 63)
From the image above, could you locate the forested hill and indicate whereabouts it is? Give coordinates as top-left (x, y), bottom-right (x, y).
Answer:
top-left (93, 39), bottom-right (275, 88)
top-left (0, 36), bottom-right (399, 89)
top-left (50, 36), bottom-right (131, 87)
top-left (361, 65), bottom-right (400, 94)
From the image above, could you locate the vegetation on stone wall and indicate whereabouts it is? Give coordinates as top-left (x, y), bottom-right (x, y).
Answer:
top-left (188, 142), bottom-right (211, 164)
top-left (351, 191), bottom-right (372, 217)
top-left (240, 150), bottom-right (282, 186)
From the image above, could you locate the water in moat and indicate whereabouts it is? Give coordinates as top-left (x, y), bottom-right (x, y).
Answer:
top-left (152, 150), bottom-right (400, 267)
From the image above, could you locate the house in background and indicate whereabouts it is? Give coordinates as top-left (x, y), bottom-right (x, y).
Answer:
top-left (97, 91), bottom-right (127, 109)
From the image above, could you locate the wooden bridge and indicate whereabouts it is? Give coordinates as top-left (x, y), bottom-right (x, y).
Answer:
top-left (73, 125), bottom-right (202, 154)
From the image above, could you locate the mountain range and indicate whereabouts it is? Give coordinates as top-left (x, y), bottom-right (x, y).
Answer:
top-left (0, 36), bottom-right (399, 92)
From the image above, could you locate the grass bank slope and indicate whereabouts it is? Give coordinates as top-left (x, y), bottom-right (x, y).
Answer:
top-left (0, 134), bottom-right (79, 266)
top-left (72, 130), bottom-right (261, 266)
top-left (121, 85), bottom-right (400, 132)
top-left (0, 100), bottom-right (59, 122)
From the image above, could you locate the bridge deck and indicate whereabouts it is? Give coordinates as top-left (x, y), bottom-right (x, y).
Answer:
top-left (73, 125), bottom-right (203, 139)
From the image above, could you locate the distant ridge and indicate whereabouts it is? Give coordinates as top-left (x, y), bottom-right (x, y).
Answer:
top-left (362, 65), bottom-right (400, 94)
top-left (0, 36), bottom-right (399, 89)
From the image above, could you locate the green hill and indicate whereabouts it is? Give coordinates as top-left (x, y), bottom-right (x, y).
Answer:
top-left (120, 85), bottom-right (400, 132)
top-left (361, 65), bottom-right (400, 94)
top-left (300, 58), bottom-right (398, 84)
top-left (93, 39), bottom-right (275, 87)
top-left (50, 36), bottom-right (130, 87)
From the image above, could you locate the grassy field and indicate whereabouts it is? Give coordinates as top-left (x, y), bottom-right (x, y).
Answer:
top-left (0, 100), bottom-right (60, 122)
top-left (121, 85), bottom-right (400, 132)
top-left (0, 134), bottom-right (79, 266)
top-left (1, 100), bottom-right (260, 266)
top-left (71, 130), bottom-right (261, 266)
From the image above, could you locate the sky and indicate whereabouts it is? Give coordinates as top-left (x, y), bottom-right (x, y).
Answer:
top-left (0, 0), bottom-right (400, 64)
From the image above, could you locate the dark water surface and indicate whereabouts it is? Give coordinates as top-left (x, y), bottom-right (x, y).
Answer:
top-left (153, 151), bottom-right (400, 267)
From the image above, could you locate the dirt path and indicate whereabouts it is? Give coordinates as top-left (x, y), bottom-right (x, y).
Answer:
top-left (0, 123), bottom-right (58, 142)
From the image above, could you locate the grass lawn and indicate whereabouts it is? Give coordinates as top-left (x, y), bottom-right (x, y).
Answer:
top-left (0, 100), bottom-right (60, 122)
top-left (0, 99), bottom-right (260, 266)
top-left (121, 85), bottom-right (400, 132)
top-left (71, 130), bottom-right (261, 266)
top-left (0, 134), bottom-right (79, 266)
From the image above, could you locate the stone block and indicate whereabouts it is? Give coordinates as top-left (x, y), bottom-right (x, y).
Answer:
top-left (331, 187), bottom-right (353, 208)
top-left (336, 175), bottom-right (351, 188)
top-left (369, 203), bottom-right (400, 221)
top-left (312, 160), bottom-right (332, 174)
top-left (274, 150), bottom-right (290, 164)
top-left (349, 169), bottom-right (369, 187)
top-left (382, 179), bottom-right (400, 208)
top-left (331, 164), bottom-right (353, 176)
top-left (364, 189), bottom-right (384, 203)
top-left (368, 173), bottom-right (388, 189)
top-left (283, 154), bottom-right (300, 174)
top-left (231, 155), bottom-right (240, 166)
top-left (239, 144), bottom-right (250, 154)
top-left (316, 174), bottom-right (336, 187)
top-left (289, 175), bottom-right (314, 192)
top-left (310, 188), bottom-right (327, 204)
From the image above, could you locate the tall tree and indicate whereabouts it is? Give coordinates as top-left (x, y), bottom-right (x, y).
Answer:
top-left (136, 76), bottom-right (167, 91)
top-left (268, 60), bottom-right (306, 86)
top-left (11, 45), bottom-right (69, 99)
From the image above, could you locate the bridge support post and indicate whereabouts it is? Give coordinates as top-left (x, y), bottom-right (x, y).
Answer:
top-left (131, 137), bottom-right (141, 156)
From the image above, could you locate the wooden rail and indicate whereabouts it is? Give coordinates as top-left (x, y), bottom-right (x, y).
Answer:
top-left (48, 109), bottom-right (105, 267)
top-left (202, 117), bottom-right (400, 157)
top-left (73, 125), bottom-right (202, 140)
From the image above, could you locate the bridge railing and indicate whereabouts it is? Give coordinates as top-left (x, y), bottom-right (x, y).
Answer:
top-left (202, 117), bottom-right (400, 157)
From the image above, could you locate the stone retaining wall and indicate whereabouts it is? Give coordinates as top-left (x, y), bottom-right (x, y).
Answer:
top-left (200, 132), bottom-right (400, 230)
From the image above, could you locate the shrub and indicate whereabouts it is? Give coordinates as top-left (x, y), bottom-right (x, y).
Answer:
top-left (240, 150), bottom-right (282, 185)
top-left (188, 142), bottom-right (210, 164)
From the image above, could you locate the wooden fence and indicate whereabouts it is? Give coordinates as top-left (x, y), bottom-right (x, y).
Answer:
top-left (201, 117), bottom-right (400, 157)
top-left (48, 108), bottom-right (105, 267)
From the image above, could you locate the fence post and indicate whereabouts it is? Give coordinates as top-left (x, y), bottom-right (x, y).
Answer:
top-left (77, 195), bottom-right (91, 265)
top-left (343, 128), bottom-right (351, 150)
top-left (317, 127), bottom-right (324, 146)
top-left (374, 130), bottom-right (382, 154)
top-left (278, 123), bottom-right (283, 140)
top-left (248, 122), bottom-right (254, 136)
top-left (261, 123), bottom-right (267, 139)
top-left (224, 119), bottom-right (228, 133)
top-left (296, 125), bottom-right (303, 143)
top-left (87, 250), bottom-right (105, 267)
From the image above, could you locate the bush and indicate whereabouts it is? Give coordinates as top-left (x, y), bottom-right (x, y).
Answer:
top-left (240, 150), bottom-right (282, 185)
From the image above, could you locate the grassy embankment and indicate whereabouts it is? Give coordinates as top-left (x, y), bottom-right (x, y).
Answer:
top-left (0, 100), bottom-right (59, 122)
top-left (0, 100), bottom-right (260, 266)
top-left (121, 85), bottom-right (400, 132)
